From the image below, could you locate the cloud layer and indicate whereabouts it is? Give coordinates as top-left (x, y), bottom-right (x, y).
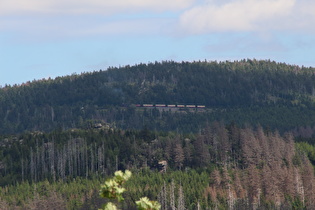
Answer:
top-left (180, 0), bottom-right (295, 32)
top-left (0, 0), bottom-right (194, 15)
top-left (180, 0), bottom-right (315, 33)
top-left (1, 0), bottom-right (315, 39)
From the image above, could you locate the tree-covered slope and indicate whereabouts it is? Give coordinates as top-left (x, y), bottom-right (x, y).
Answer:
top-left (2, 57), bottom-right (315, 209)
top-left (1, 59), bottom-right (315, 134)
top-left (1, 124), bottom-right (315, 209)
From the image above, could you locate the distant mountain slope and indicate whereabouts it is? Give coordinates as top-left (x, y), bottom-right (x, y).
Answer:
top-left (1, 59), bottom-right (315, 134)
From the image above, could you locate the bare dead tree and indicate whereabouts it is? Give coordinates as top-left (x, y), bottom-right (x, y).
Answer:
top-left (48, 139), bottom-right (56, 182)
top-left (85, 139), bottom-right (88, 178)
top-left (67, 140), bottom-right (73, 177)
top-left (90, 146), bottom-right (94, 174)
top-left (170, 180), bottom-right (176, 210)
top-left (177, 184), bottom-right (185, 210)
top-left (41, 145), bottom-right (47, 179)
top-left (158, 181), bottom-right (168, 210)
top-left (21, 158), bottom-right (24, 182)
top-left (302, 157), bottom-right (315, 209)
top-left (30, 148), bottom-right (35, 183)
top-left (174, 143), bottom-right (184, 170)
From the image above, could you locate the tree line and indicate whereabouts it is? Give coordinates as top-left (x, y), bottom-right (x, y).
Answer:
top-left (1, 59), bottom-right (315, 135)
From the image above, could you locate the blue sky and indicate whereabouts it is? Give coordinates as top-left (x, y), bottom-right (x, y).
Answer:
top-left (1, 0), bottom-right (315, 86)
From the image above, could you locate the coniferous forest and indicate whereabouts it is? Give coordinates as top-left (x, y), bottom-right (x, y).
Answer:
top-left (2, 59), bottom-right (315, 209)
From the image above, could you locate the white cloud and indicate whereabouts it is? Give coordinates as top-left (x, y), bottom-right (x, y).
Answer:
top-left (291, 2), bottom-right (315, 31)
top-left (0, 0), bottom-right (189, 41)
top-left (179, 0), bottom-right (315, 33)
top-left (2, 0), bottom-right (315, 41)
top-left (0, 14), bottom-right (175, 43)
top-left (0, 0), bottom-right (194, 16)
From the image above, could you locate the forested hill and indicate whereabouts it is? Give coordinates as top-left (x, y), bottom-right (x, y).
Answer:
top-left (1, 59), bottom-right (315, 134)
top-left (3, 59), bottom-right (315, 209)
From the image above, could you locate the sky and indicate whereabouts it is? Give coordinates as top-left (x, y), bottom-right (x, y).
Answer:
top-left (1, 0), bottom-right (315, 86)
